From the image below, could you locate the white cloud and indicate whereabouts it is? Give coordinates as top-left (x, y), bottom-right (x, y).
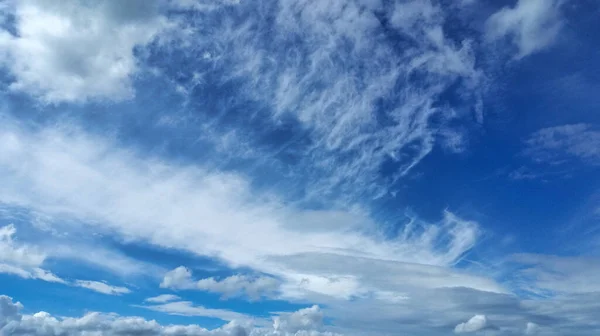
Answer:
top-left (145, 294), bottom-right (181, 303)
top-left (0, 0), bottom-right (169, 103)
top-left (74, 280), bottom-right (131, 296)
top-left (523, 124), bottom-right (600, 165)
top-left (485, 0), bottom-right (566, 58)
top-left (0, 121), bottom-right (499, 305)
top-left (174, 0), bottom-right (484, 201)
top-left (197, 275), bottom-right (280, 300)
top-left (161, 267), bottom-right (280, 300)
top-left (273, 305), bottom-right (323, 334)
top-left (1, 294), bottom-right (339, 335)
top-left (160, 266), bottom-right (195, 289)
top-left (0, 224), bottom-right (64, 283)
top-left (454, 315), bottom-right (488, 333)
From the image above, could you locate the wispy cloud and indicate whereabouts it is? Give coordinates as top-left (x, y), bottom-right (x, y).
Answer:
top-left (0, 120), bottom-right (493, 303)
top-left (454, 315), bottom-right (489, 334)
top-left (523, 124), bottom-right (600, 165)
top-left (0, 224), bottom-right (64, 284)
top-left (485, 0), bottom-right (566, 58)
top-left (74, 280), bottom-right (131, 296)
top-left (144, 294), bottom-right (181, 303)
top-left (2, 294), bottom-right (337, 336)
top-left (513, 253), bottom-right (600, 294)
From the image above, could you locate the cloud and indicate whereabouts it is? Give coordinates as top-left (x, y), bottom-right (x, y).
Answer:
top-left (197, 275), bottom-right (280, 300)
top-left (525, 322), bottom-right (539, 335)
top-left (74, 280), bottom-right (131, 296)
top-left (0, 0), bottom-right (169, 103)
top-left (454, 314), bottom-right (488, 333)
top-left (162, 267), bottom-right (280, 300)
top-left (273, 305), bottom-right (323, 333)
top-left (45, 242), bottom-right (167, 279)
top-left (485, 0), bottom-right (566, 58)
top-left (139, 300), bottom-right (251, 322)
top-left (161, 266), bottom-right (195, 290)
top-left (166, 0), bottom-right (485, 201)
top-left (0, 224), bottom-right (64, 283)
top-left (513, 253), bottom-right (600, 294)
top-left (523, 124), bottom-right (600, 165)
top-left (0, 120), bottom-right (497, 306)
top-left (1, 294), bottom-right (340, 335)
top-left (145, 294), bottom-right (181, 303)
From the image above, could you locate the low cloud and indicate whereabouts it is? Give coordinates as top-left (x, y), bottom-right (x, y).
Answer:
top-left (523, 124), bottom-right (600, 165)
top-left (2, 294), bottom-right (339, 336)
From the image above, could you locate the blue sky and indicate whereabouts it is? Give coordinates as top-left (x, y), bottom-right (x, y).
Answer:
top-left (0, 0), bottom-right (599, 335)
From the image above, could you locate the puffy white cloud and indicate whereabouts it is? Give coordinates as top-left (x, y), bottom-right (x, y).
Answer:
top-left (0, 294), bottom-right (260, 336)
top-left (273, 305), bottom-right (323, 334)
top-left (454, 315), bottom-right (488, 333)
top-left (0, 295), bottom-right (22, 328)
top-left (485, 0), bottom-right (566, 58)
top-left (145, 294), bottom-right (181, 303)
top-left (74, 280), bottom-right (131, 295)
top-left (0, 0), bottom-right (169, 103)
top-left (0, 294), bottom-right (341, 335)
top-left (161, 266), bottom-right (196, 289)
top-left (0, 224), bottom-right (64, 283)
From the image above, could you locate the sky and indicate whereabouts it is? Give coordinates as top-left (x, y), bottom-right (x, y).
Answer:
top-left (0, 0), bottom-right (599, 335)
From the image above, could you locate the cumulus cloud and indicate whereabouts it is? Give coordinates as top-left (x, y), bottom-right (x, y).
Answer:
top-left (0, 294), bottom-right (287, 336)
top-left (0, 0), bottom-right (169, 103)
top-left (485, 0), bottom-right (566, 58)
top-left (454, 315), bottom-right (488, 333)
top-left (161, 266), bottom-right (195, 290)
top-left (522, 124), bottom-right (600, 165)
top-left (0, 224), bottom-right (64, 283)
top-left (74, 280), bottom-right (131, 295)
top-left (273, 305), bottom-right (323, 334)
